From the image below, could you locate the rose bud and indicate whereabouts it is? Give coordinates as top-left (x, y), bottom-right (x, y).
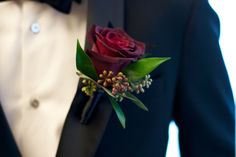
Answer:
top-left (86, 25), bottom-right (145, 74)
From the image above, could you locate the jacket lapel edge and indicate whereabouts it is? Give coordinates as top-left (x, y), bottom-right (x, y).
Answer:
top-left (56, 1), bottom-right (124, 157)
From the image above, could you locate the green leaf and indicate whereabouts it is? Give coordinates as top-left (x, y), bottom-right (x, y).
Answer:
top-left (123, 57), bottom-right (170, 81)
top-left (108, 96), bottom-right (126, 129)
top-left (76, 40), bottom-right (98, 80)
top-left (125, 92), bottom-right (149, 111)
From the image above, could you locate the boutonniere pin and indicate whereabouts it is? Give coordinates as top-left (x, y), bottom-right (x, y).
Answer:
top-left (76, 25), bottom-right (170, 128)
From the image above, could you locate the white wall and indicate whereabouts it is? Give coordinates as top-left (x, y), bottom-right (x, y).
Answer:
top-left (166, 1), bottom-right (236, 157)
top-left (209, 0), bottom-right (236, 102)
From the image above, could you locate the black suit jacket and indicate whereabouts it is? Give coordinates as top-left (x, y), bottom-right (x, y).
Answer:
top-left (0, 0), bottom-right (235, 157)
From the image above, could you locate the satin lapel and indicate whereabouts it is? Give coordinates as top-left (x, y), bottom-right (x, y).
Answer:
top-left (0, 104), bottom-right (21, 157)
top-left (56, 1), bottom-right (124, 157)
top-left (85, 0), bottom-right (124, 49)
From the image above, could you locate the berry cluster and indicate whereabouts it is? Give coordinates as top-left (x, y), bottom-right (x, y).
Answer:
top-left (81, 70), bottom-right (153, 101)
top-left (111, 72), bottom-right (131, 96)
top-left (97, 70), bottom-right (114, 87)
top-left (81, 79), bottom-right (97, 96)
top-left (97, 70), bottom-right (131, 101)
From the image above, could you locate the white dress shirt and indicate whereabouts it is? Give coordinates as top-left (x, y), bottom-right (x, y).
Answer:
top-left (0, 1), bottom-right (87, 157)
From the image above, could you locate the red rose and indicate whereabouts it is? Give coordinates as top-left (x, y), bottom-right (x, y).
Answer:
top-left (86, 25), bottom-right (145, 74)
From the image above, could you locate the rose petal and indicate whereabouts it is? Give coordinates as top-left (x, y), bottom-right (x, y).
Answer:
top-left (87, 25), bottom-right (146, 73)
top-left (101, 27), bottom-right (145, 58)
top-left (94, 36), bottom-right (127, 57)
top-left (86, 50), bottom-right (135, 74)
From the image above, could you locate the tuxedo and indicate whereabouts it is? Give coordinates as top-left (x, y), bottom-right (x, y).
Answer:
top-left (0, 0), bottom-right (235, 157)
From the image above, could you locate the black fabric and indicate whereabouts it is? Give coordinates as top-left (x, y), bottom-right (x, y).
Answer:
top-left (40, 0), bottom-right (82, 13)
top-left (0, 0), bottom-right (81, 13)
top-left (40, 0), bottom-right (73, 13)
top-left (80, 91), bottom-right (104, 125)
top-left (0, 105), bottom-right (21, 157)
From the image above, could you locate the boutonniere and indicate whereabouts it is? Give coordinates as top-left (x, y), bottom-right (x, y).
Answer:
top-left (76, 25), bottom-right (170, 128)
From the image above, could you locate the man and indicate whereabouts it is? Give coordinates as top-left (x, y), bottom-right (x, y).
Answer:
top-left (0, 0), bottom-right (234, 157)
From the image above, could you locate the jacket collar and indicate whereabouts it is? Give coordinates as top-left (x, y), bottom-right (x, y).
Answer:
top-left (56, 0), bottom-right (124, 157)
top-left (0, 0), bottom-right (80, 13)
top-left (0, 105), bottom-right (21, 157)
top-left (40, 0), bottom-right (82, 14)
top-left (40, 0), bottom-right (74, 14)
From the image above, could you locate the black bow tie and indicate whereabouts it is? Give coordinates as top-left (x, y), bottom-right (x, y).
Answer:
top-left (0, 0), bottom-right (81, 14)
top-left (40, 0), bottom-right (81, 13)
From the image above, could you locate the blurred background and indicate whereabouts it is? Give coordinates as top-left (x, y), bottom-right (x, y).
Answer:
top-left (166, 1), bottom-right (236, 156)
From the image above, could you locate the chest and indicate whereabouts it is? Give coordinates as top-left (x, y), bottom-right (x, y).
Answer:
top-left (0, 1), bottom-right (88, 157)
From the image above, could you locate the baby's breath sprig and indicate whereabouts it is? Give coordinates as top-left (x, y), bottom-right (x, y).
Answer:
top-left (142, 75), bottom-right (153, 88)
top-left (130, 75), bottom-right (153, 94)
